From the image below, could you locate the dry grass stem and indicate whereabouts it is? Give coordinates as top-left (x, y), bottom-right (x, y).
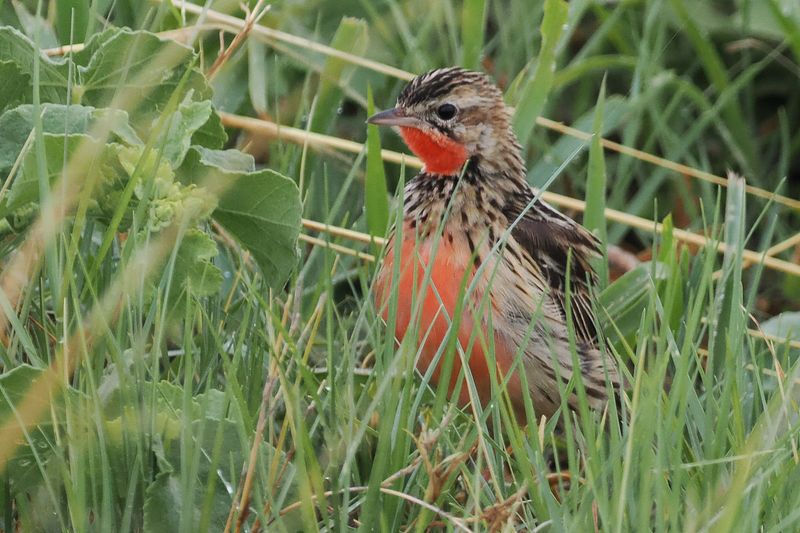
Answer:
top-left (43, 26), bottom-right (215, 56)
top-left (535, 117), bottom-right (800, 211)
top-left (207, 0), bottom-right (270, 80)
top-left (299, 233), bottom-right (376, 262)
top-left (219, 112), bottom-right (800, 278)
top-left (302, 218), bottom-right (385, 246)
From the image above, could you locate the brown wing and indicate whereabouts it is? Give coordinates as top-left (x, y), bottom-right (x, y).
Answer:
top-left (503, 195), bottom-right (602, 347)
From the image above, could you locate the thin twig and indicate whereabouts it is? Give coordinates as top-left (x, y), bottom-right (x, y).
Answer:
top-left (762, 232), bottom-right (800, 260)
top-left (380, 487), bottom-right (473, 532)
top-left (299, 233), bottom-right (375, 262)
top-left (207, 0), bottom-right (270, 80)
top-left (229, 287), bottom-right (296, 533)
top-left (274, 485), bottom-right (472, 532)
top-left (699, 317), bottom-right (800, 350)
top-left (303, 218), bottom-right (385, 246)
top-left (43, 25), bottom-right (215, 56)
top-left (714, 230), bottom-right (800, 279)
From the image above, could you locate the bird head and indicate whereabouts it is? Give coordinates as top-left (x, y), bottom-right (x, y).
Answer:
top-left (367, 67), bottom-right (519, 176)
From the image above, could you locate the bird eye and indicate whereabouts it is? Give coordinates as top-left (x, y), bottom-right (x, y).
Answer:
top-left (436, 103), bottom-right (457, 120)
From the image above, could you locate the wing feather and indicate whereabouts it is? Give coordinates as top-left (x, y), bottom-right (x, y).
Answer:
top-left (503, 194), bottom-right (601, 348)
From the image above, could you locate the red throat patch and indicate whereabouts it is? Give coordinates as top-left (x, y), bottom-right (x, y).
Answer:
top-left (399, 126), bottom-right (469, 175)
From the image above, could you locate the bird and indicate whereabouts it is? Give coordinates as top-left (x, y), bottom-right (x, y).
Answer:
top-left (367, 67), bottom-right (623, 421)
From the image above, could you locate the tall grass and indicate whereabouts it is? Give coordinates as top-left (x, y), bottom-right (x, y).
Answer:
top-left (1, 0), bottom-right (799, 532)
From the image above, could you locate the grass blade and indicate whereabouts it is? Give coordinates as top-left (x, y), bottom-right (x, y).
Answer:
top-left (460, 0), bottom-right (487, 70)
top-left (667, 0), bottom-right (756, 171)
top-left (585, 76), bottom-right (609, 288)
top-left (510, 0), bottom-right (569, 146)
top-left (308, 17), bottom-right (368, 135)
top-left (55, 0), bottom-right (89, 44)
top-left (365, 85), bottom-right (389, 238)
top-left (247, 38), bottom-right (268, 117)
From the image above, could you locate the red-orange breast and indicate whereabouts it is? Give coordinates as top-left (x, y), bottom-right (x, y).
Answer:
top-left (368, 67), bottom-right (622, 420)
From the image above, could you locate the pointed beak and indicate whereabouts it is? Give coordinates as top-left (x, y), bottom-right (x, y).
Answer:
top-left (366, 107), bottom-right (423, 128)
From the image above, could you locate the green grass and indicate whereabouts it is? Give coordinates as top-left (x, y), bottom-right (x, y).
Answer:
top-left (1, 0), bottom-right (800, 531)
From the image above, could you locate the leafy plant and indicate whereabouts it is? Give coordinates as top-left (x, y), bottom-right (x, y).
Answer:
top-left (0, 26), bottom-right (301, 289)
top-left (0, 23), bottom-right (301, 530)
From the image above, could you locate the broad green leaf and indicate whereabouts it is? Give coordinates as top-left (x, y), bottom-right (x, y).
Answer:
top-left (0, 103), bottom-right (139, 174)
top-left (11, 2), bottom-right (59, 49)
top-left (193, 389), bottom-right (228, 421)
top-left (0, 60), bottom-right (30, 114)
top-left (143, 418), bottom-right (300, 533)
top-left (166, 229), bottom-right (224, 303)
top-left (73, 28), bottom-right (210, 122)
top-left (190, 109), bottom-right (227, 150)
top-left (143, 470), bottom-right (233, 533)
top-left (103, 379), bottom-right (203, 421)
top-left (154, 97), bottom-right (214, 167)
top-left (100, 380), bottom-right (300, 531)
top-left (114, 229), bottom-right (222, 323)
top-left (143, 473), bottom-right (193, 533)
top-left (365, 85), bottom-right (389, 237)
top-left (7, 133), bottom-right (103, 213)
top-left (178, 146), bottom-right (256, 180)
top-left (179, 154), bottom-right (301, 287)
top-left (510, 0), bottom-right (568, 145)
top-left (101, 377), bottom-right (298, 532)
top-left (213, 169), bottom-right (301, 288)
top-left (0, 26), bottom-right (69, 104)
